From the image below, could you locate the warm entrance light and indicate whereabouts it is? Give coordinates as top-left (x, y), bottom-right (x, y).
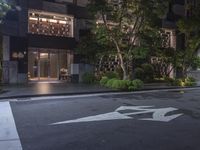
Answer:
top-left (29, 17), bottom-right (38, 21)
top-left (28, 10), bottom-right (74, 37)
top-left (41, 18), bottom-right (47, 22)
top-left (59, 20), bottom-right (67, 24)
top-left (49, 19), bottom-right (57, 23)
top-left (40, 53), bottom-right (48, 59)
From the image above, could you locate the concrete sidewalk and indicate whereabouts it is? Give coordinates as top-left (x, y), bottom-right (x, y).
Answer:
top-left (0, 82), bottom-right (200, 99)
top-left (0, 82), bottom-right (114, 99)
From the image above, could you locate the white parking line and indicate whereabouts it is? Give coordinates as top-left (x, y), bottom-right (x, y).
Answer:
top-left (0, 102), bottom-right (22, 150)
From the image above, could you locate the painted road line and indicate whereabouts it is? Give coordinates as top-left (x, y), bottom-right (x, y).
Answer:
top-left (0, 102), bottom-right (22, 150)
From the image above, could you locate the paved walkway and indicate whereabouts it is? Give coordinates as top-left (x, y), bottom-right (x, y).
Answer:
top-left (0, 82), bottom-right (113, 99)
top-left (0, 81), bottom-right (200, 99)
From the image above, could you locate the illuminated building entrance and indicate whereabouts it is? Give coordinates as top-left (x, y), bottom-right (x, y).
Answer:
top-left (27, 10), bottom-right (74, 82)
top-left (28, 48), bottom-right (72, 81)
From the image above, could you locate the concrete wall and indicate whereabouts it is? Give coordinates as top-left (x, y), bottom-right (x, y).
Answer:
top-left (43, 1), bottom-right (67, 14)
top-left (2, 36), bottom-right (28, 84)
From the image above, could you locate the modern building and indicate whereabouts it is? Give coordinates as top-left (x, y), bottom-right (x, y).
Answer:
top-left (1, 0), bottom-right (90, 83)
top-left (1, 0), bottom-right (199, 83)
top-left (162, 0), bottom-right (200, 78)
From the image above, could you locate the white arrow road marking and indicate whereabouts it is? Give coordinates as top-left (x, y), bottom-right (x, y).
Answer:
top-left (52, 112), bottom-right (132, 125)
top-left (0, 102), bottom-right (22, 150)
top-left (51, 106), bottom-right (183, 125)
top-left (116, 106), bottom-right (183, 122)
top-left (140, 107), bottom-right (183, 122)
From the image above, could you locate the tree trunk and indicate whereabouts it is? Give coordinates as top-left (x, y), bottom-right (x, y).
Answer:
top-left (182, 65), bottom-right (188, 78)
top-left (118, 52), bottom-right (128, 80)
top-left (112, 39), bottom-right (129, 80)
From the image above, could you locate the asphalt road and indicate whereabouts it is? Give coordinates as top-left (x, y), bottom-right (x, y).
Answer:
top-left (2, 89), bottom-right (200, 150)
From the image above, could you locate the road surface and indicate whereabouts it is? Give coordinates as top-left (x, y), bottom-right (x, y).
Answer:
top-left (1, 88), bottom-right (200, 150)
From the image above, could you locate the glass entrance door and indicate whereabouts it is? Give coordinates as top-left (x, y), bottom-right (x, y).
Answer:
top-left (28, 50), bottom-right (59, 81)
top-left (39, 53), bottom-right (49, 79)
top-left (28, 48), bottom-right (72, 81)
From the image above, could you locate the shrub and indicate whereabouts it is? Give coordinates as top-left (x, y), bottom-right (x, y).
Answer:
top-left (104, 71), bottom-right (120, 79)
top-left (185, 77), bottom-right (196, 83)
top-left (133, 68), bottom-right (144, 80)
top-left (125, 80), bottom-right (132, 87)
top-left (0, 68), bottom-right (2, 82)
top-left (82, 72), bottom-right (96, 84)
top-left (128, 86), bottom-right (137, 91)
top-left (184, 81), bottom-right (196, 86)
top-left (115, 67), bottom-right (123, 79)
top-left (171, 79), bottom-right (183, 86)
top-left (132, 79), bottom-right (144, 89)
top-left (164, 77), bottom-right (175, 85)
top-left (100, 76), bottom-right (109, 86)
top-left (105, 78), bottom-right (117, 88)
top-left (103, 78), bottom-right (144, 91)
top-left (111, 79), bottom-right (127, 90)
top-left (170, 77), bottom-right (196, 87)
top-left (142, 63), bottom-right (154, 82)
top-left (184, 77), bottom-right (196, 86)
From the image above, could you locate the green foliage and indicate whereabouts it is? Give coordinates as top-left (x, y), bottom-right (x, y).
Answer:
top-left (128, 79), bottom-right (143, 91)
top-left (104, 71), bottom-right (119, 79)
top-left (0, 68), bottom-right (2, 82)
top-left (171, 79), bottom-right (183, 86)
top-left (0, 1), bottom-right (10, 20)
top-left (76, 32), bottom-right (108, 64)
top-left (186, 77), bottom-right (196, 83)
top-left (168, 77), bottom-right (196, 87)
top-left (191, 56), bottom-right (200, 70)
top-left (105, 78), bottom-right (118, 88)
top-left (141, 64), bottom-right (154, 82)
top-left (176, 3), bottom-right (200, 74)
top-left (130, 47), bottom-right (149, 59)
top-left (111, 80), bottom-right (128, 90)
top-left (133, 68), bottom-right (144, 81)
top-left (87, 0), bottom-right (170, 80)
top-left (115, 67), bottom-right (123, 79)
top-left (100, 76), bottom-right (109, 86)
top-left (102, 78), bottom-right (144, 91)
top-left (82, 73), bottom-right (96, 84)
top-left (132, 79), bottom-right (144, 89)
top-left (184, 77), bottom-right (196, 86)
top-left (164, 77), bottom-right (175, 85)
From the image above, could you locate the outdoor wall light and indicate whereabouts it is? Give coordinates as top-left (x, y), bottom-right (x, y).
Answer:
top-left (49, 19), bottom-right (57, 23)
top-left (12, 52), bottom-right (24, 59)
top-left (41, 18), bottom-right (47, 22)
top-left (29, 17), bottom-right (38, 21)
top-left (59, 20), bottom-right (67, 24)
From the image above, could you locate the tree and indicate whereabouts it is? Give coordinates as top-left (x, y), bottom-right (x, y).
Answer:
top-left (0, 0), bottom-right (13, 80)
top-left (0, 0), bottom-right (12, 22)
top-left (177, 2), bottom-right (200, 76)
top-left (88, 0), bottom-right (169, 80)
top-left (138, 27), bottom-right (177, 78)
top-left (76, 32), bottom-right (111, 64)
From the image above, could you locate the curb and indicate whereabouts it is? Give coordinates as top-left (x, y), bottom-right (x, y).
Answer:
top-left (0, 90), bottom-right (116, 100)
top-left (0, 85), bottom-right (200, 100)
